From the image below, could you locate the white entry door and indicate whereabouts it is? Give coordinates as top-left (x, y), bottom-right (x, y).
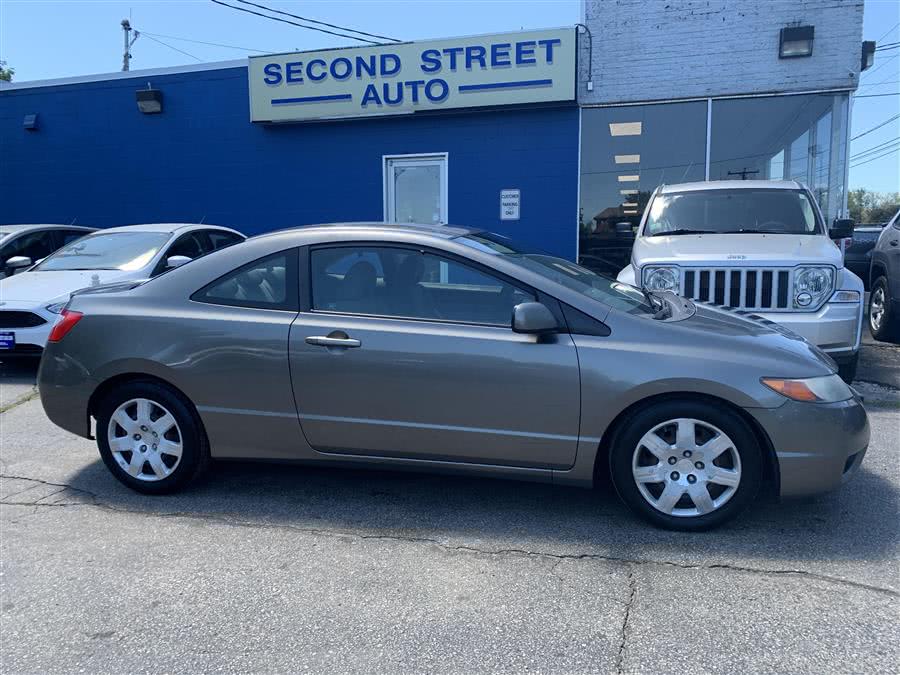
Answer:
top-left (384, 154), bottom-right (448, 225)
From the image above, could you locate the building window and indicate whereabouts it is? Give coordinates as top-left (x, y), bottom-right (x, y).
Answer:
top-left (578, 101), bottom-right (707, 273)
top-left (709, 93), bottom-right (849, 222)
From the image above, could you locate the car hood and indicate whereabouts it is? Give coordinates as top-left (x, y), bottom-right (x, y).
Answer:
top-left (633, 233), bottom-right (842, 268)
top-left (673, 301), bottom-right (837, 375)
top-left (0, 269), bottom-right (132, 305)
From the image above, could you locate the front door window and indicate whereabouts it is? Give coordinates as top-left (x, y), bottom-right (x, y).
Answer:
top-left (384, 155), bottom-right (447, 225)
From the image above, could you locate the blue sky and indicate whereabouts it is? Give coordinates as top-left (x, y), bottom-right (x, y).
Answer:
top-left (1, 0), bottom-right (897, 192)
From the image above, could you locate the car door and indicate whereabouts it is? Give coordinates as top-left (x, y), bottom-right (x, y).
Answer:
top-left (288, 244), bottom-right (581, 470)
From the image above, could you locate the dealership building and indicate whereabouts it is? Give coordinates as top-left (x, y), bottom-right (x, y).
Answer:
top-left (0, 0), bottom-right (868, 264)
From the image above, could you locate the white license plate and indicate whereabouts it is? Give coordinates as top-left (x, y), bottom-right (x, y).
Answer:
top-left (0, 332), bottom-right (14, 350)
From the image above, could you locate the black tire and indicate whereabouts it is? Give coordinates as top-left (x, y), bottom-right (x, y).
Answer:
top-left (869, 276), bottom-right (900, 343)
top-left (95, 380), bottom-right (209, 494)
top-left (837, 353), bottom-right (859, 384)
top-left (608, 399), bottom-right (763, 531)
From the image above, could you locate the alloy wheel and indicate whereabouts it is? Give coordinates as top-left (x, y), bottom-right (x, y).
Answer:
top-left (631, 417), bottom-right (741, 517)
top-left (107, 398), bottom-right (183, 482)
top-left (870, 287), bottom-right (885, 332)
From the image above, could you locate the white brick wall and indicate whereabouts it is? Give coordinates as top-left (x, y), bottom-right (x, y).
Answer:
top-left (578, 0), bottom-right (864, 104)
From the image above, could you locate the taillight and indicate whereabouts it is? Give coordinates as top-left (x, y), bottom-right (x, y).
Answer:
top-left (48, 309), bottom-right (83, 343)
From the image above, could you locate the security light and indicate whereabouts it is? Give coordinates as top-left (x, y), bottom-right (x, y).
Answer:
top-left (861, 41), bottom-right (876, 71)
top-left (23, 114), bottom-right (38, 131)
top-left (609, 122), bottom-right (642, 136)
top-left (136, 88), bottom-right (163, 114)
top-left (779, 26), bottom-right (814, 58)
top-left (623, 210), bottom-right (638, 215)
top-left (622, 202), bottom-right (637, 207)
top-left (620, 189), bottom-right (638, 195)
top-left (615, 154), bottom-right (640, 164)
top-left (618, 175), bottom-right (640, 182)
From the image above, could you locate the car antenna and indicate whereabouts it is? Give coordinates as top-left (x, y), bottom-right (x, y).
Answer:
top-left (69, 216), bottom-right (78, 225)
top-left (199, 215), bottom-right (207, 224)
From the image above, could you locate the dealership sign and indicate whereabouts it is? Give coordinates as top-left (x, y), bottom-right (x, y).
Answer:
top-left (248, 28), bottom-right (576, 123)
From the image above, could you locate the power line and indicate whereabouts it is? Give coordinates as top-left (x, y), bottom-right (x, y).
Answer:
top-left (850, 113), bottom-right (899, 141)
top-left (141, 33), bottom-right (203, 62)
top-left (851, 135), bottom-right (900, 158)
top-left (850, 146), bottom-right (899, 168)
top-left (875, 21), bottom-right (899, 42)
top-left (140, 30), bottom-right (269, 53)
top-left (855, 92), bottom-right (900, 98)
top-left (876, 44), bottom-right (899, 52)
top-left (862, 52), bottom-right (898, 78)
top-left (210, 0), bottom-right (387, 46)
top-left (234, 0), bottom-right (400, 43)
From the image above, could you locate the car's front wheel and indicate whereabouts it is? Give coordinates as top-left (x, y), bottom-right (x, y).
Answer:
top-left (869, 276), bottom-right (900, 343)
top-left (96, 381), bottom-right (209, 494)
top-left (609, 400), bottom-right (763, 531)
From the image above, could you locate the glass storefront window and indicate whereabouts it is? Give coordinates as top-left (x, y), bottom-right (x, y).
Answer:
top-left (577, 92), bottom-right (850, 272)
top-left (578, 101), bottom-right (707, 274)
top-left (710, 93), bottom-right (849, 223)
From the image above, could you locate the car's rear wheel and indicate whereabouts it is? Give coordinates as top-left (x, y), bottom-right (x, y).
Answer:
top-left (96, 381), bottom-right (208, 494)
top-left (609, 400), bottom-right (763, 531)
top-left (869, 276), bottom-right (900, 343)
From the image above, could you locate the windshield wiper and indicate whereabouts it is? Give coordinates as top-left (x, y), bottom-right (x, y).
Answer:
top-left (649, 228), bottom-right (715, 237)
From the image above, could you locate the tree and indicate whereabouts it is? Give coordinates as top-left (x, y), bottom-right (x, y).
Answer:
top-left (0, 61), bottom-right (13, 82)
top-left (848, 188), bottom-right (900, 224)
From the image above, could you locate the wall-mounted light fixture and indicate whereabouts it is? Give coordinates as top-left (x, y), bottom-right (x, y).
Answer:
top-left (861, 41), bottom-right (876, 71)
top-left (23, 113), bottom-right (38, 131)
top-left (779, 25), bottom-right (814, 58)
top-left (136, 85), bottom-right (163, 114)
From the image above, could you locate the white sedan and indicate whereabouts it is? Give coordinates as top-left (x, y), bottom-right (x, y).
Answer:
top-left (0, 223), bottom-right (244, 355)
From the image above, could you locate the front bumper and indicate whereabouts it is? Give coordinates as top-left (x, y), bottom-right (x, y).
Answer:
top-left (748, 396), bottom-right (869, 498)
top-left (0, 305), bottom-right (56, 351)
top-left (755, 299), bottom-right (863, 357)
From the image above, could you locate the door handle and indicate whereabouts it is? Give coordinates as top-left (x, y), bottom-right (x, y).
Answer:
top-left (305, 335), bottom-right (361, 348)
top-left (890, 240), bottom-right (898, 247)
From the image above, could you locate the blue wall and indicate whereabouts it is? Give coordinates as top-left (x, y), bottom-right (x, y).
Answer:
top-left (0, 66), bottom-right (579, 259)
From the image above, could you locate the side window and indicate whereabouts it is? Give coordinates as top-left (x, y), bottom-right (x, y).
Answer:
top-left (5, 230), bottom-right (58, 261)
top-left (311, 246), bottom-right (534, 325)
top-left (60, 230), bottom-right (89, 245)
top-left (167, 232), bottom-right (208, 260)
top-left (192, 251), bottom-right (297, 310)
top-left (207, 230), bottom-right (244, 250)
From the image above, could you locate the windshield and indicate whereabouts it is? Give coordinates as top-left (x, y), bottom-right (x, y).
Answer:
top-left (644, 188), bottom-right (821, 236)
top-left (457, 233), bottom-right (653, 314)
top-left (35, 232), bottom-right (169, 271)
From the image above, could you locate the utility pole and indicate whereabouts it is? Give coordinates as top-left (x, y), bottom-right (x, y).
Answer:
top-left (121, 19), bottom-right (140, 71)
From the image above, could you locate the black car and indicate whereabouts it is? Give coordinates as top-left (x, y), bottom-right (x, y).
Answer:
top-left (844, 223), bottom-right (885, 290)
top-left (869, 209), bottom-right (900, 343)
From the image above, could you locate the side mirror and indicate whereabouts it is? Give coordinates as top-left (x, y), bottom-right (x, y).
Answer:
top-left (512, 302), bottom-right (559, 335)
top-left (166, 255), bottom-right (192, 269)
top-left (5, 256), bottom-right (33, 274)
top-left (829, 218), bottom-right (855, 240)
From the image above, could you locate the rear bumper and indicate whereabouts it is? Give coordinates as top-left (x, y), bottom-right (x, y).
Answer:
top-left (747, 396), bottom-right (870, 498)
top-left (755, 299), bottom-right (863, 356)
top-left (37, 346), bottom-right (95, 438)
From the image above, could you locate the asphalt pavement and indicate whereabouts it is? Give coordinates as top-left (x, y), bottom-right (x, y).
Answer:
top-left (0, 340), bottom-right (898, 673)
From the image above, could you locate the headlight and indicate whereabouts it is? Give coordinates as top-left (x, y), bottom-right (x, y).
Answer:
top-left (45, 301), bottom-right (69, 314)
top-left (761, 374), bottom-right (852, 403)
top-left (643, 266), bottom-right (680, 293)
top-left (793, 266), bottom-right (834, 309)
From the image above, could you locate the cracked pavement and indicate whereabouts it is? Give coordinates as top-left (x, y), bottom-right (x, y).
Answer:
top-left (1, 358), bottom-right (899, 673)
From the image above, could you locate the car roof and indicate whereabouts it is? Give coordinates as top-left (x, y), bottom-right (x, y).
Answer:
top-left (0, 223), bottom-right (96, 234)
top-left (254, 221), bottom-right (478, 242)
top-left (92, 223), bottom-right (244, 235)
top-left (658, 180), bottom-right (805, 194)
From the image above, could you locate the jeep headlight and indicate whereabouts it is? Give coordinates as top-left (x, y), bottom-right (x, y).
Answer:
top-left (793, 266), bottom-right (834, 309)
top-left (643, 266), bottom-right (680, 293)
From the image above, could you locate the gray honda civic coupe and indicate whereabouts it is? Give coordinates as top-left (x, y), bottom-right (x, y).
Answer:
top-left (37, 223), bottom-right (869, 530)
